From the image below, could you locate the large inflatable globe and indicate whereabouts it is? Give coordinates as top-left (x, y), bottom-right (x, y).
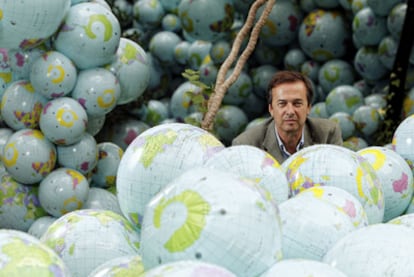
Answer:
top-left (106, 37), bottom-right (150, 105)
top-left (0, 173), bottom-right (47, 231)
top-left (88, 255), bottom-right (144, 277)
top-left (41, 209), bottom-right (141, 277)
top-left (116, 123), bottom-right (225, 230)
top-left (298, 9), bottom-right (351, 62)
top-left (323, 224), bottom-right (414, 276)
top-left (140, 167), bottom-right (282, 277)
top-left (0, 229), bottom-right (71, 276)
top-left (178, 0), bottom-right (235, 41)
top-left (205, 145), bottom-right (290, 204)
top-left (258, 0), bottom-right (303, 47)
top-left (358, 146), bottom-right (414, 222)
top-left (53, 2), bottom-right (121, 69)
top-left (279, 192), bottom-right (361, 261)
top-left (260, 259), bottom-right (347, 277)
top-left (282, 144), bottom-right (384, 224)
top-left (0, 0), bottom-right (71, 50)
top-left (142, 260), bottom-right (237, 277)
top-left (392, 114), bottom-right (414, 170)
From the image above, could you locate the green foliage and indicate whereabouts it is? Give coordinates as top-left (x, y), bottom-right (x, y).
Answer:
top-left (181, 69), bottom-right (214, 127)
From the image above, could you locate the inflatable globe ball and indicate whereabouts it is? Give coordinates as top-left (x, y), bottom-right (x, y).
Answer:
top-left (2, 129), bottom-right (56, 185)
top-left (140, 167), bottom-right (282, 277)
top-left (0, 0), bottom-right (71, 50)
top-left (41, 209), bottom-right (141, 277)
top-left (0, 229), bottom-right (71, 276)
top-left (116, 123), bottom-right (225, 230)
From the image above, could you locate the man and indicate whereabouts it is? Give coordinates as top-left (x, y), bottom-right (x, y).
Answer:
top-left (232, 70), bottom-right (343, 164)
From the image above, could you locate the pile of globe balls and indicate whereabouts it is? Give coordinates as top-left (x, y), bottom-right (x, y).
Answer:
top-left (1, 0), bottom-right (414, 277)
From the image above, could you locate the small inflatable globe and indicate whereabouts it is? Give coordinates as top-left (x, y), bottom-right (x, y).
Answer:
top-left (106, 37), bottom-right (150, 105)
top-left (71, 68), bottom-right (121, 117)
top-left (250, 65), bottom-right (278, 100)
top-left (0, 173), bottom-right (47, 231)
top-left (387, 3), bottom-right (406, 40)
top-left (30, 51), bottom-right (78, 99)
top-left (149, 31), bottom-right (182, 66)
top-left (352, 105), bottom-right (382, 136)
top-left (0, 229), bottom-right (71, 276)
top-left (39, 97), bottom-right (88, 146)
top-left (329, 112), bottom-right (356, 140)
top-left (169, 81), bottom-right (202, 121)
top-left (2, 129), bottom-right (56, 185)
top-left (133, 100), bottom-right (170, 127)
top-left (223, 69), bottom-right (253, 106)
top-left (54, 2), bottom-right (121, 69)
top-left (0, 0), bottom-right (71, 50)
top-left (132, 0), bottom-right (165, 29)
top-left (57, 133), bottom-right (99, 175)
top-left (88, 255), bottom-right (144, 277)
top-left (96, 117), bottom-right (150, 150)
top-left (116, 123), bottom-right (225, 230)
top-left (392, 114), bottom-right (414, 170)
top-left (186, 40), bottom-right (212, 70)
top-left (260, 259), bottom-right (347, 277)
top-left (178, 0), bottom-right (235, 41)
top-left (282, 144), bottom-right (384, 224)
top-left (318, 59), bottom-right (355, 95)
top-left (91, 142), bottom-right (124, 188)
top-left (325, 85), bottom-right (364, 116)
top-left (258, 0), bottom-right (303, 47)
top-left (352, 7), bottom-right (388, 46)
top-left (343, 136), bottom-right (369, 151)
top-left (284, 48), bottom-right (307, 71)
top-left (83, 187), bottom-right (122, 215)
top-left (140, 167), bottom-right (282, 277)
top-left (378, 36), bottom-right (398, 70)
top-left (205, 145), bottom-right (289, 204)
top-left (1, 80), bottom-right (48, 130)
top-left (142, 260), bottom-right (237, 277)
top-left (27, 216), bottom-right (57, 239)
top-left (213, 105), bottom-right (249, 146)
top-left (298, 9), bottom-right (351, 62)
top-left (38, 167), bottom-right (90, 217)
top-left (279, 193), bottom-right (362, 261)
top-left (354, 46), bottom-right (389, 81)
top-left (8, 46), bottom-right (46, 82)
top-left (323, 224), bottom-right (414, 276)
top-left (41, 209), bottom-right (141, 277)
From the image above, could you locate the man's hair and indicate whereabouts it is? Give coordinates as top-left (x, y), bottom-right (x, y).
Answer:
top-left (267, 70), bottom-right (314, 105)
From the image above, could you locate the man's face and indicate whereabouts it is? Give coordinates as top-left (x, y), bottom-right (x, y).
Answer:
top-left (268, 81), bottom-right (311, 135)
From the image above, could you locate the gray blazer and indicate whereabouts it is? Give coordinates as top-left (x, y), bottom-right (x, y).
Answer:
top-left (232, 117), bottom-right (343, 164)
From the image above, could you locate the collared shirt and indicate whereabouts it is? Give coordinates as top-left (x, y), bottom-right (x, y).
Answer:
top-left (274, 127), bottom-right (305, 160)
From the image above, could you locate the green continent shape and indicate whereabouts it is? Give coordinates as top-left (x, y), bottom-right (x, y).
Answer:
top-left (121, 42), bottom-right (138, 64)
top-left (84, 14), bottom-right (113, 42)
top-left (140, 131), bottom-right (177, 168)
top-left (1, 238), bottom-right (61, 276)
top-left (345, 95), bottom-right (362, 108)
top-left (323, 67), bottom-right (340, 83)
top-left (153, 190), bottom-right (211, 253)
top-left (109, 257), bottom-right (145, 277)
top-left (197, 133), bottom-right (223, 148)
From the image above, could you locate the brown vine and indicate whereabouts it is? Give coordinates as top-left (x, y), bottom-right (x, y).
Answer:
top-left (201, 0), bottom-right (276, 131)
